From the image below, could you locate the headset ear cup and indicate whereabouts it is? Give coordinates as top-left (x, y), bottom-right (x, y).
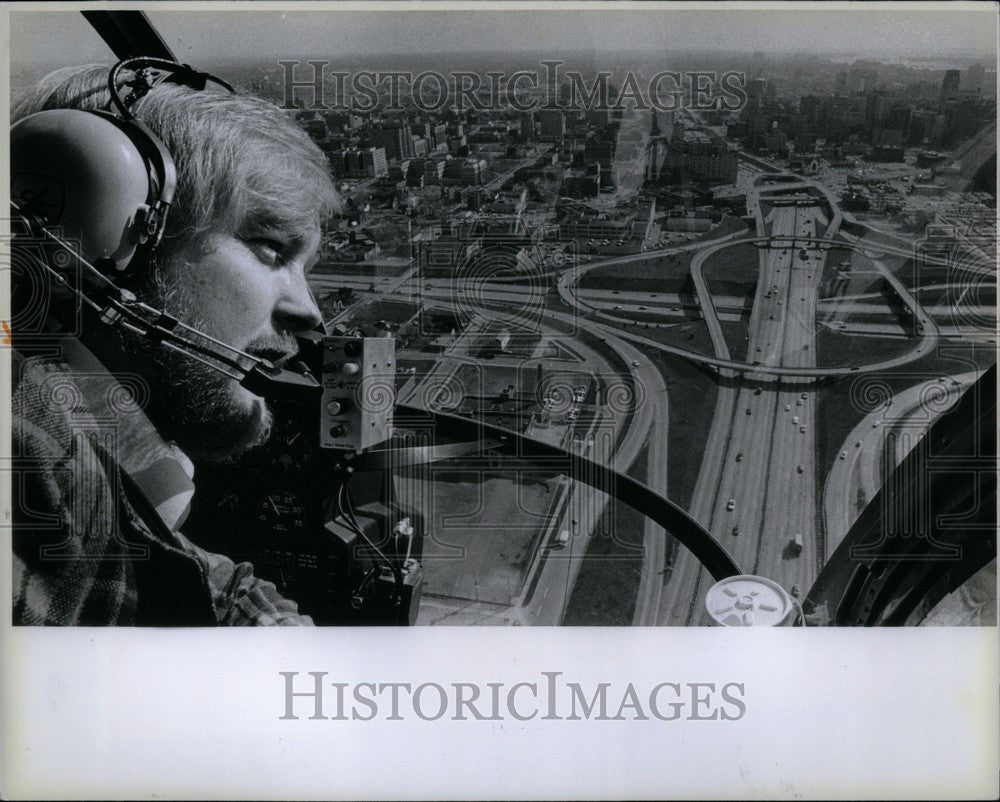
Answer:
top-left (89, 110), bottom-right (175, 270)
top-left (10, 108), bottom-right (175, 276)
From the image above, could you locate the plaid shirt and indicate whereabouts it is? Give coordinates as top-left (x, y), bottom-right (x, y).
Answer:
top-left (11, 338), bottom-right (313, 626)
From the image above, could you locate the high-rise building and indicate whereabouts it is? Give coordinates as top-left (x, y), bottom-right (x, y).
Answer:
top-left (662, 140), bottom-right (738, 184)
top-left (538, 110), bottom-right (566, 140)
top-left (371, 121), bottom-right (413, 161)
top-left (422, 158), bottom-right (445, 184)
top-left (519, 111), bottom-right (535, 141)
top-left (327, 148), bottom-right (349, 178)
top-left (799, 96), bottom-right (822, 125)
top-left (387, 160), bottom-right (409, 182)
top-left (432, 123), bottom-right (448, 149)
top-left (361, 147), bottom-right (388, 178)
top-left (964, 63), bottom-right (985, 94)
top-left (443, 157), bottom-right (487, 184)
top-left (336, 147), bottom-right (389, 178)
top-left (940, 70), bottom-right (961, 104)
top-left (766, 122), bottom-right (787, 154)
top-left (345, 149), bottom-right (365, 177)
top-left (411, 136), bottom-right (429, 157)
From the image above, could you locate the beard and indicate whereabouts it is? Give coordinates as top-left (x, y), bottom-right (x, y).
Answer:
top-left (111, 263), bottom-right (291, 462)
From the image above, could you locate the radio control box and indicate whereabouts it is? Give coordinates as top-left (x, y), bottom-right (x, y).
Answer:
top-left (319, 336), bottom-right (396, 451)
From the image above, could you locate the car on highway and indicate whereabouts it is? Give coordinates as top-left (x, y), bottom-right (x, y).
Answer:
top-left (732, 526), bottom-right (741, 536)
top-left (631, 360), bottom-right (640, 367)
top-left (746, 407), bottom-right (752, 415)
top-left (792, 416), bottom-right (800, 424)
top-left (797, 464), bottom-right (804, 473)
top-left (799, 426), bottom-right (806, 433)
top-left (839, 452), bottom-right (847, 460)
top-left (785, 404), bottom-right (791, 412)
top-left (726, 499), bottom-right (736, 511)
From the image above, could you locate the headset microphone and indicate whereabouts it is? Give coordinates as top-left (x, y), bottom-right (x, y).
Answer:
top-left (12, 199), bottom-right (322, 400)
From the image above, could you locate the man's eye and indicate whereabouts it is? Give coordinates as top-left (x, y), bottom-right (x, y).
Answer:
top-left (247, 238), bottom-right (286, 265)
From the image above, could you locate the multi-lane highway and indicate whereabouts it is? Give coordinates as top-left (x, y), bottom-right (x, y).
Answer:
top-left (315, 161), bottom-right (993, 625)
top-left (659, 200), bottom-right (829, 623)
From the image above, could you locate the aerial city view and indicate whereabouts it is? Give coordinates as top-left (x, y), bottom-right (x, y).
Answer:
top-left (9, 9), bottom-right (997, 627)
top-left (243, 48), bottom-right (995, 625)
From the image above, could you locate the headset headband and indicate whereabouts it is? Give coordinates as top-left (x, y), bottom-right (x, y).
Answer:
top-left (97, 58), bottom-right (236, 273)
top-left (108, 57), bottom-right (235, 120)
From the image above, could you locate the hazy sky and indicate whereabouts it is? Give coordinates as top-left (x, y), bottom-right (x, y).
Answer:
top-left (8, 4), bottom-right (998, 64)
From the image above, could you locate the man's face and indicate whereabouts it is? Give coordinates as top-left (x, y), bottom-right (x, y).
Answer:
top-left (127, 215), bottom-right (323, 460)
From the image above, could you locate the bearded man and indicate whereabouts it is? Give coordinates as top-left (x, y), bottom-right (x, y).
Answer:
top-left (10, 62), bottom-right (338, 625)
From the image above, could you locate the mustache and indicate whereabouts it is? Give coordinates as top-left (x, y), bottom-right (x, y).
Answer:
top-left (244, 334), bottom-right (301, 368)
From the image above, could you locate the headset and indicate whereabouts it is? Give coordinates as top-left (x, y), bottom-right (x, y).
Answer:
top-left (10, 57), bottom-right (317, 399)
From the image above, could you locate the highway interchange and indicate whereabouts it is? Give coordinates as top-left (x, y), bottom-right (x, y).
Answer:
top-left (311, 165), bottom-right (995, 625)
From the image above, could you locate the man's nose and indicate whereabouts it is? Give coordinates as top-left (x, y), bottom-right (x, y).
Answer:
top-left (274, 271), bottom-right (322, 333)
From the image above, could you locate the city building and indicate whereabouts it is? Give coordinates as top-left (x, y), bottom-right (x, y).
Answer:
top-left (556, 202), bottom-right (641, 241)
top-left (519, 111), bottom-right (535, 141)
top-left (538, 110), bottom-right (567, 140)
top-left (662, 139), bottom-right (738, 184)
top-left (371, 120), bottom-right (414, 161)
top-left (940, 70), bottom-right (961, 104)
